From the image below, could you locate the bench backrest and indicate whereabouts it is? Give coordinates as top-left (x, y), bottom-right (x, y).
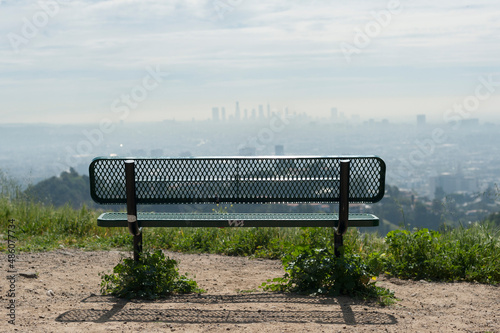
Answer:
top-left (89, 156), bottom-right (385, 205)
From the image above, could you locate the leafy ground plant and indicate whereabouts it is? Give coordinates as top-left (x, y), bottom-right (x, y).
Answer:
top-left (383, 223), bottom-right (500, 283)
top-left (100, 250), bottom-right (204, 299)
top-left (261, 246), bottom-right (396, 306)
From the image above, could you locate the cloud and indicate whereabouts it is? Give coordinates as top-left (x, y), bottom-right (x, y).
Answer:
top-left (0, 0), bottom-right (499, 122)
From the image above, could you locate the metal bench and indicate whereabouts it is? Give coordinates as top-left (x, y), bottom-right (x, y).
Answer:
top-left (89, 156), bottom-right (386, 260)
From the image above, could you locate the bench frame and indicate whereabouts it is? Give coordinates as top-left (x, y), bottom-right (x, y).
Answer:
top-left (89, 156), bottom-right (385, 260)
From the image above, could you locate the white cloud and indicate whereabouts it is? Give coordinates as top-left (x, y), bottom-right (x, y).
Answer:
top-left (0, 0), bottom-right (499, 122)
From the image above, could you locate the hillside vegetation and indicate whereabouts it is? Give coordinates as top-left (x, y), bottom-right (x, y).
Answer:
top-left (23, 168), bottom-right (95, 209)
top-left (1, 184), bottom-right (499, 286)
top-left (16, 169), bottom-right (500, 235)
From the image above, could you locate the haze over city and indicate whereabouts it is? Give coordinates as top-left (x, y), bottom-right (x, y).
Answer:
top-left (1, 0), bottom-right (500, 203)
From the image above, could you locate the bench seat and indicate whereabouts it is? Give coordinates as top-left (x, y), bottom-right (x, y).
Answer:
top-left (97, 212), bottom-right (379, 228)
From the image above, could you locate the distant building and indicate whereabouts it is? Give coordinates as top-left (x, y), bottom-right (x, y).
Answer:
top-left (275, 145), bottom-right (284, 156)
top-left (131, 149), bottom-right (147, 156)
top-left (212, 107), bottom-right (219, 122)
top-left (221, 107), bottom-right (226, 122)
top-left (179, 151), bottom-right (193, 157)
top-left (235, 101), bottom-right (240, 120)
top-left (417, 114), bottom-right (426, 126)
top-left (331, 107), bottom-right (338, 120)
top-left (150, 149), bottom-right (163, 156)
top-left (461, 118), bottom-right (479, 127)
top-left (258, 105), bottom-right (264, 119)
top-left (432, 173), bottom-right (478, 194)
top-left (239, 146), bottom-right (256, 156)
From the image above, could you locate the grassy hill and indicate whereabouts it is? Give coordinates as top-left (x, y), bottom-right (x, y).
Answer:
top-left (23, 168), bottom-right (95, 209)
top-left (0, 169), bottom-right (499, 285)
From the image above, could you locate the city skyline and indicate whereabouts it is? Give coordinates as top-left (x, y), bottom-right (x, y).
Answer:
top-left (1, 115), bottom-right (498, 191)
top-left (207, 102), bottom-right (494, 125)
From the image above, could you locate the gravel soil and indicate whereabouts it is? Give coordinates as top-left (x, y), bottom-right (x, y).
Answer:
top-left (1, 249), bottom-right (499, 332)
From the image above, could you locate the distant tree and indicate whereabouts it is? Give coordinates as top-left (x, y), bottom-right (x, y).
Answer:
top-left (372, 199), bottom-right (405, 227)
top-left (434, 186), bottom-right (445, 200)
top-left (371, 186), bottom-right (409, 228)
top-left (447, 192), bottom-right (470, 205)
top-left (386, 185), bottom-right (400, 198)
top-left (431, 198), bottom-right (445, 216)
top-left (410, 201), bottom-right (442, 229)
top-left (484, 212), bottom-right (500, 227)
top-left (24, 168), bottom-right (94, 208)
top-left (482, 184), bottom-right (498, 205)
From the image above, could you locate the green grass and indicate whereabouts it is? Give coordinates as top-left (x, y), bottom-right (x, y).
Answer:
top-left (1, 193), bottom-right (499, 286)
top-left (382, 223), bottom-right (500, 283)
top-left (0, 196), bottom-right (130, 252)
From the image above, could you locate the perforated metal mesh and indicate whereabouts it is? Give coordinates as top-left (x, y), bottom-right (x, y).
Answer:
top-left (89, 156), bottom-right (385, 205)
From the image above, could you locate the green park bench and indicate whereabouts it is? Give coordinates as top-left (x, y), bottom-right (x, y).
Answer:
top-left (89, 156), bottom-right (386, 260)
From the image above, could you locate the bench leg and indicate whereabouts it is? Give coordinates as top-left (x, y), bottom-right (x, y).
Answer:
top-left (133, 233), bottom-right (143, 262)
top-left (334, 233), bottom-right (343, 257)
top-left (334, 160), bottom-right (349, 257)
top-left (125, 160), bottom-right (143, 261)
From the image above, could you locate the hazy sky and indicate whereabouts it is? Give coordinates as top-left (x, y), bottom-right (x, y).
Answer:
top-left (1, 0), bottom-right (499, 123)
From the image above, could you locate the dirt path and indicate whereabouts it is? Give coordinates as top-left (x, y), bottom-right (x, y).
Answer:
top-left (1, 249), bottom-right (499, 332)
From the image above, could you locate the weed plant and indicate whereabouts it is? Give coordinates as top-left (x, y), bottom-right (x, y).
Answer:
top-left (100, 250), bottom-right (203, 299)
top-left (382, 223), bottom-right (500, 283)
top-left (259, 232), bottom-right (396, 305)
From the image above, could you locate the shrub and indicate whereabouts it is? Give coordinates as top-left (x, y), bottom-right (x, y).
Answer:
top-left (100, 250), bottom-right (204, 299)
top-left (261, 245), bottom-right (395, 305)
top-left (383, 224), bottom-right (500, 283)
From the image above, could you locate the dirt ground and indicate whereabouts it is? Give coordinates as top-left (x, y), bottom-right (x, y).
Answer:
top-left (1, 249), bottom-right (499, 333)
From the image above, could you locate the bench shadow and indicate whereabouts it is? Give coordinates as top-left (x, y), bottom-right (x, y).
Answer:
top-left (56, 293), bottom-right (397, 325)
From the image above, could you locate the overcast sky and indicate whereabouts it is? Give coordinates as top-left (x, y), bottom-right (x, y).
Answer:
top-left (1, 0), bottom-right (499, 123)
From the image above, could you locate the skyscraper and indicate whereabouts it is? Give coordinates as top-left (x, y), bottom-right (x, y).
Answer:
top-left (331, 107), bottom-right (338, 120)
top-left (417, 114), bottom-right (426, 126)
top-left (212, 107), bottom-right (219, 122)
top-left (235, 101), bottom-right (240, 120)
top-left (275, 145), bottom-right (284, 156)
top-left (221, 107), bottom-right (226, 121)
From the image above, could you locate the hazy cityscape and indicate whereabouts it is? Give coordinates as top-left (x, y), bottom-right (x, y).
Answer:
top-left (1, 104), bottom-right (499, 202)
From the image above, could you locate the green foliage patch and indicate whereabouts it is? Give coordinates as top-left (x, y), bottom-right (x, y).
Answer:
top-left (260, 243), bottom-right (396, 305)
top-left (100, 250), bottom-right (204, 299)
top-left (382, 224), bottom-right (500, 283)
top-left (0, 196), bottom-right (129, 252)
top-left (24, 168), bottom-right (95, 209)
